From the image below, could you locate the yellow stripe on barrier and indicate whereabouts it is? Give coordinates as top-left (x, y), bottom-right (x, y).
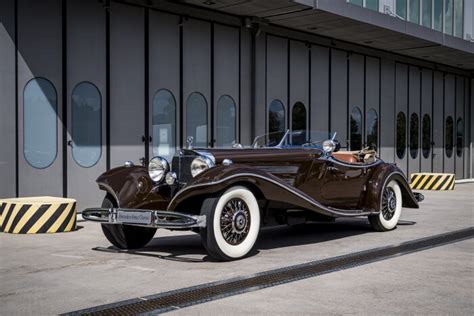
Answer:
top-left (410, 173), bottom-right (455, 191)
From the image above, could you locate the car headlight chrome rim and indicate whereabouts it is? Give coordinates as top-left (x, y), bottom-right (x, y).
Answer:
top-left (322, 140), bottom-right (336, 154)
top-left (191, 156), bottom-right (214, 177)
top-left (148, 156), bottom-right (169, 183)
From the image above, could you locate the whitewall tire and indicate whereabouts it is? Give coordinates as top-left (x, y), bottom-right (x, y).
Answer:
top-left (200, 186), bottom-right (260, 261)
top-left (369, 180), bottom-right (402, 231)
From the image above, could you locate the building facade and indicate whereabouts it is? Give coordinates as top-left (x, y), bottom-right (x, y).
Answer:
top-left (0, 0), bottom-right (473, 208)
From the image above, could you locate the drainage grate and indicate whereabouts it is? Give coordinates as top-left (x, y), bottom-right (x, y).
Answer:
top-left (65, 227), bottom-right (474, 316)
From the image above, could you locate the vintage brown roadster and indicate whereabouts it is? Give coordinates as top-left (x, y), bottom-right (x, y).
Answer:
top-left (83, 130), bottom-right (423, 261)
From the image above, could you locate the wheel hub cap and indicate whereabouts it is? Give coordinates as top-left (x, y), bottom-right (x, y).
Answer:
top-left (381, 187), bottom-right (397, 220)
top-left (220, 198), bottom-right (251, 245)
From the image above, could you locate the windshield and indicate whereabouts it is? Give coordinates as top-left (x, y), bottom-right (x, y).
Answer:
top-left (252, 130), bottom-right (336, 148)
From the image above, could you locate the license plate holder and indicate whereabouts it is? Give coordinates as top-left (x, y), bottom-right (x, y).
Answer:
top-left (117, 210), bottom-right (152, 225)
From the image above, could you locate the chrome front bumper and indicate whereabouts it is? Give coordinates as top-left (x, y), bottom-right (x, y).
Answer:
top-left (82, 208), bottom-right (206, 229)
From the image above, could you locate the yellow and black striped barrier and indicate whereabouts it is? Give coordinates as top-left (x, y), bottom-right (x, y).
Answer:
top-left (0, 197), bottom-right (77, 234)
top-left (410, 173), bottom-right (455, 191)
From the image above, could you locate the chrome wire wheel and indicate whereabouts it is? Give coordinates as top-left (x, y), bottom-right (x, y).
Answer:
top-left (369, 180), bottom-right (402, 232)
top-left (220, 198), bottom-right (251, 245)
top-left (381, 187), bottom-right (397, 221)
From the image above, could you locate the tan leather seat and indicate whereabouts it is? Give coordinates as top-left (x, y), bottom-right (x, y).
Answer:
top-left (332, 151), bottom-right (360, 164)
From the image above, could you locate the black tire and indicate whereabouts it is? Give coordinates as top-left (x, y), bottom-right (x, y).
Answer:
top-left (100, 195), bottom-right (157, 249)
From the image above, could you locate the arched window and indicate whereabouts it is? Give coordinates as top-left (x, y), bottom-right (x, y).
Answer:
top-left (291, 102), bottom-right (307, 145)
top-left (24, 78), bottom-right (57, 168)
top-left (456, 118), bottom-right (463, 157)
top-left (422, 114), bottom-right (431, 159)
top-left (409, 113), bottom-right (419, 159)
top-left (268, 99), bottom-right (285, 145)
top-left (216, 95), bottom-right (236, 148)
top-left (445, 116), bottom-right (454, 158)
top-left (186, 92), bottom-right (208, 148)
top-left (71, 82), bottom-right (102, 168)
top-left (350, 106), bottom-right (362, 150)
top-left (152, 89), bottom-right (176, 161)
top-left (366, 108), bottom-right (378, 150)
top-left (396, 112), bottom-right (406, 159)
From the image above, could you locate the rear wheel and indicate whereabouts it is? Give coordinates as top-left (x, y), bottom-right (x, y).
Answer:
top-left (100, 195), bottom-right (157, 249)
top-left (369, 180), bottom-right (402, 231)
top-left (200, 186), bottom-right (260, 261)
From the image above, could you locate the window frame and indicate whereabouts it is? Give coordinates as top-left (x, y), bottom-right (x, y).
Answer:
top-left (186, 92), bottom-right (209, 148)
top-left (350, 106), bottom-right (363, 151)
top-left (445, 116), bottom-right (454, 158)
top-left (456, 117), bottom-right (463, 157)
top-left (152, 88), bottom-right (177, 160)
top-left (366, 108), bottom-right (378, 150)
top-left (422, 113), bottom-right (431, 159)
top-left (396, 111), bottom-right (407, 159)
top-left (409, 112), bottom-right (419, 159)
top-left (216, 94), bottom-right (237, 148)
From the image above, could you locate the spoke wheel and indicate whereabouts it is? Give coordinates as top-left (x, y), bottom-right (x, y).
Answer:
top-left (369, 180), bottom-right (402, 232)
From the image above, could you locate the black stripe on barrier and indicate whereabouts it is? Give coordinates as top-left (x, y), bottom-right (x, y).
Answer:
top-left (413, 174), bottom-right (426, 188)
top-left (0, 203), bottom-right (6, 217)
top-left (444, 176), bottom-right (455, 190)
top-left (426, 175), bottom-right (442, 190)
top-left (64, 227), bottom-right (474, 316)
top-left (0, 204), bottom-right (16, 232)
top-left (57, 202), bottom-right (76, 232)
top-left (37, 203), bottom-right (69, 234)
top-left (7, 204), bottom-right (31, 233)
top-left (18, 204), bottom-right (51, 234)
top-left (435, 175), bottom-right (451, 191)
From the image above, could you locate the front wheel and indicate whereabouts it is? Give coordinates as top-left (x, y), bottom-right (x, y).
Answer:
top-left (369, 180), bottom-right (402, 231)
top-left (100, 195), bottom-right (157, 249)
top-left (200, 186), bottom-right (260, 261)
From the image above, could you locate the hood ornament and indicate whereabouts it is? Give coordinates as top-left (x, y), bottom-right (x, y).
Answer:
top-left (187, 136), bottom-right (194, 149)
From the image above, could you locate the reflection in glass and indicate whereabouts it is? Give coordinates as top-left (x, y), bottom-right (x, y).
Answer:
top-left (456, 118), bottom-right (463, 157)
top-left (409, 113), bottom-right (419, 159)
top-left (396, 0), bottom-right (407, 19)
top-left (350, 106), bottom-right (362, 150)
top-left (421, 0), bottom-right (432, 27)
top-left (433, 0), bottom-right (443, 31)
top-left (153, 89), bottom-right (176, 161)
top-left (422, 114), bottom-right (431, 159)
top-left (453, 0), bottom-right (463, 38)
top-left (349, 0), bottom-right (363, 6)
top-left (408, 0), bottom-right (420, 24)
top-left (216, 95), bottom-right (236, 148)
top-left (365, 0), bottom-right (379, 11)
top-left (268, 100), bottom-right (285, 145)
top-left (292, 102), bottom-right (307, 145)
top-left (396, 112), bottom-right (406, 159)
top-left (444, 0), bottom-right (453, 35)
top-left (186, 92), bottom-right (208, 148)
top-left (366, 108), bottom-right (378, 150)
top-left (24, 78), bottom-right (57, 168)
top-left (445, 116), bottom-right (454, 158)
top-left (72, 82), bottom-right (102, 167)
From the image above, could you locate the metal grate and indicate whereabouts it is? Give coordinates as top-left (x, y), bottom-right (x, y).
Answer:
top-left (65, 227), bottom-right (473, 316)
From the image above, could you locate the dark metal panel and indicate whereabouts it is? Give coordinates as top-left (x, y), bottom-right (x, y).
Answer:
top-left (444, 74), bottom-right (455, 174)
top-left (240, 28), bottom-right (252, 145)
top-left (365, 56), bottom-right (379, 149)
top-left (266, 35), bottom-right (288, 129)
top-left (17, 0), bottom-right (63, 196)
top-left (310, 45), bottom-right (329, 133)
top-left (214, 24), bottom-right (239, 144)
top-left (289, 40), bottom-right (309, 129)
top-left (331, 49), bottom-right (348, 149)
top-left (471, 79), bottom-right (474, 179)
top-left (455, 76), bottom-right (464, 179)
top-left (183, 18), bottom-right (211, 146)
top-left (349, 53), bottom-right (364, 148)
top-left (148, 11), bottom-right (180, 155)
top-left (432, 71), bottom-right (444, 173)
top-left (465, 78), bottom-right (471, 179)
top-left (420, 68), bottom-right (433, 173)
top-left (109, 3), bottom-right (145, 168)
top-left (66, 0), bottom-right (106, 208)
top-left (0, 0), bottom-right (16, 198)
top-left (380, 59), bottom-right (394, 163)
top-left (254, 33), bottom-right (266, 137)
top-left (408, 66), bottom-right (420, 176)
top-left (395, 63), bottom-right (408, 176)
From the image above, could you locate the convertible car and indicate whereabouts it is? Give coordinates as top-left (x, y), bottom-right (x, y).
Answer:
top-left (83, 130), bottom-right (423, 261)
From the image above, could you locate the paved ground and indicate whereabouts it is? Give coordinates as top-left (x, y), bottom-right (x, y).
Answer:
top-left (0, 184), bottom-right (473, 315)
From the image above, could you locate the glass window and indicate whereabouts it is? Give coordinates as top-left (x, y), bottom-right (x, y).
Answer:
top-left (456, 118), bottom-right (463, 157)
top-left (268, 99), bottom-right (285, 145)
top-left (365, 0), bottom-right (379, 11)
top-left (444, 0), bottom-right (453, 35)
top-left (408, 0), bottom-right (420, 24)
top-left (445, 116), bottom-right (454, 157)
top-left (433, 0), bottom-right (443, 31)
top-left (422, 114), bottom-right (431, 159)
top-left (291, 102), bottom-right (307, 145)
top-left (350, 106), bottom-right (363, 150)
top-left (396, 0), bottom-right (407, 19)
top-left (396, 112), bottom-right (406, 159)
top-left (152, 89), bottom-right (176, 161)
top-left (453, 0), bottom-right (463, 38)
top-left (216, 95), bottom-right (236, 148)
top-left (348, 0), bottom-right (363, 6)
top-left (71, 82), bottom-right (102, 168)
top-left (421, 0), bottom-right (432, 27)
top-left (409, 113), bottom-right (419, 159)
top-left (366, 108), bottom-right (378, 150)
top-left (24, 78), bottom-right (57, 169)
top-left (186, 92), bottom-right (208, 148)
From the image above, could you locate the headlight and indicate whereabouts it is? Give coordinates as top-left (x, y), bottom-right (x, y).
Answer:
top-left (191, 156), bottom-right (214, 177)
top-left (322, 140), bottom-right (336, 153)
top-left (148, 156), bottom-right (169, 183)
